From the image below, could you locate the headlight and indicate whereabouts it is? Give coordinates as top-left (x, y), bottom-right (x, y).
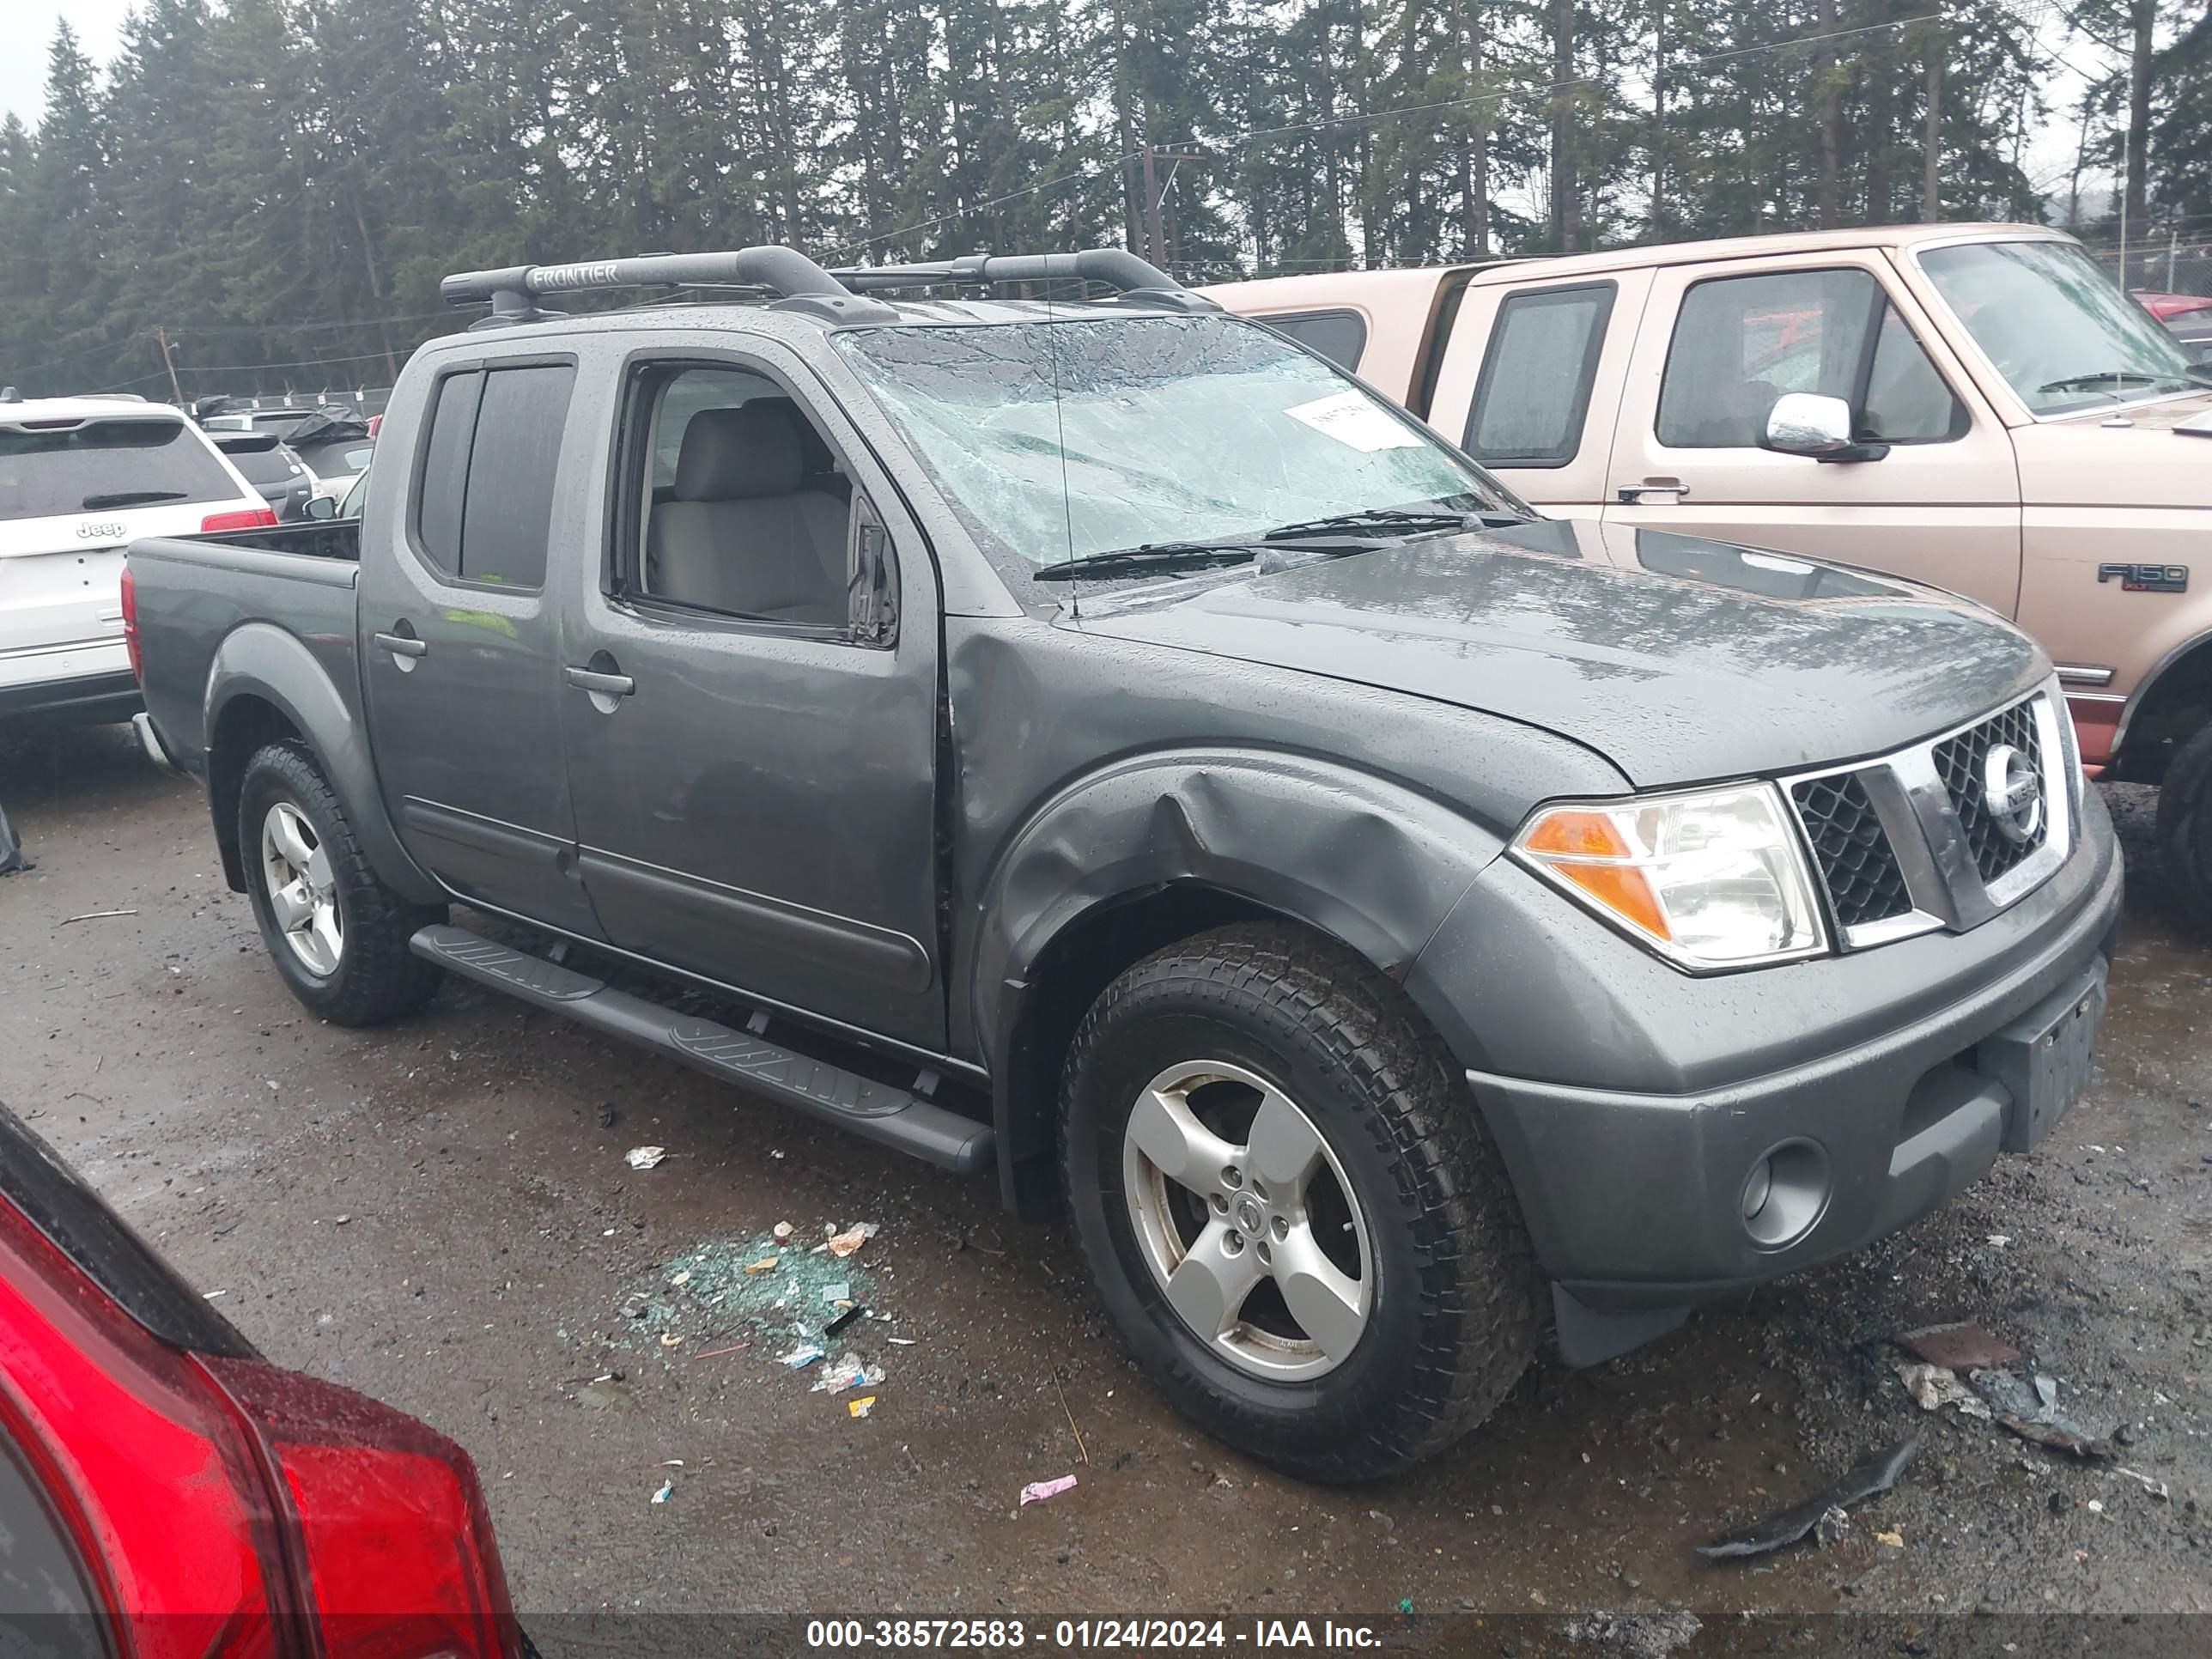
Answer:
top-left (1511, 782), bottom-right (1828, 972)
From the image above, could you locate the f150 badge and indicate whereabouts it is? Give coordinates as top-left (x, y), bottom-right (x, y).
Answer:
top-left (2098, 562), bottom-right (2188, 592)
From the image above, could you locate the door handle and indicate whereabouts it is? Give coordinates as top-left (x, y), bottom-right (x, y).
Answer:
top-left (1617, 480), bottom-right (1691, 503)
top-left (373, 630), bottom-right (428, 659)
top-left (563, 665), bottom-right (635, 697)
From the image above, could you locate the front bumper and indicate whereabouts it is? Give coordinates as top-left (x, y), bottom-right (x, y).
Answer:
top-left (1407, 784), bottom-right (2123, 1363)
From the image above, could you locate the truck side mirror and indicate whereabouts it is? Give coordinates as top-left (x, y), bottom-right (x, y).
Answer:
top-left (848, 507), bottom-right (897, 646)
top-left (1762, 392), bottom-right (1890, 464)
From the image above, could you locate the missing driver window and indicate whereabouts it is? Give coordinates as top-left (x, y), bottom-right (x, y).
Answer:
top-left (633, 366), bottom-right (854, 629)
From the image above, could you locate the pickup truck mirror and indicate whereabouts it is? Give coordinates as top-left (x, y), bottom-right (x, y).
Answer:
top-left (301, 493), bottom-right (337, 520)
top-left (1762, 392), bottom-right (1890, 465)
top-left (849, 514), bottom-right (897, 646)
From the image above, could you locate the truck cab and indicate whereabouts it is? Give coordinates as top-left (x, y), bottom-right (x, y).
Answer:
top-left (1204, 225), bottom-right (2212, 921)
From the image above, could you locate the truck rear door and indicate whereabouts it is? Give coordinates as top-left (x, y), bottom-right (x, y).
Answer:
top-left (1425, 268), bottom-right (1651, 514)
top-left (1597, 252), bottom-right (2023, 615)
top-left (356, 354), bottom-right (603, 938)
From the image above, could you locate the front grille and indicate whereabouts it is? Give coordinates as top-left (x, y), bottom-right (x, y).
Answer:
top-left (1790, 771), bottom-right (1913, 930)
top-left (1931, 696), bottom-right (2048, 883)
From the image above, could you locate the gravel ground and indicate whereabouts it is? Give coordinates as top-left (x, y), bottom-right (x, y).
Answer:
top-left (0, 721), bottom-right (2206, 1645)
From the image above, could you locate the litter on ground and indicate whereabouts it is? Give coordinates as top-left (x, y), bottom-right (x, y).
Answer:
top-left (827, 1222), bottom-right (879, 1258)
top-left (650, 1480), bottom-right (673, 1504)
top-left (1896, 1320), bottom-right (2021, 1371)
top-left (1894, 1360), bottom-right (1990, 1417)
top-left (824, 1305), bottom-right (866, 1335)
top-left (822, 1281), bottom-right (852, 1306)
top-left (1020, 1474), bottom-right (1078, 1506)
top-left (744, 1256), bottom-right (780, 1276)
top-left (624, 1146), bottom-right (667, 1170)
top-left (848, 1395), bottom-right (878, 1419)
top-left (781, 1344), bottom-right (826, 1369)
top-left (1970, 1368), bottom-right (2115, 1460)
top-left (2116, 1467), bottom-right (2172, 1499)
top-left (1698, 1431), bottom-right (1922, 1560)
top-left (811, 1356), bottom-right (885, 1395)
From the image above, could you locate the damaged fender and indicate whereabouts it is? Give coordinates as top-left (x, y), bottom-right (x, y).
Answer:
top-left (969, 746), bottom-right (1510, 1206)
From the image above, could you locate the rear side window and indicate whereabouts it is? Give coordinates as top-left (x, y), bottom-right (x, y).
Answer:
top-left (0, 419), bottom-right (241, 523)
top-left (1264, 309), bottom-right (1369, 373)
top-left (413, 364), bottom-right (574, 587)
top-left (1465, 284), bottom-right (1614, 467)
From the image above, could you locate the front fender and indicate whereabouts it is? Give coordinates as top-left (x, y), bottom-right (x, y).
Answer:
top-left (969, 746), bottom-right (1509, 1081)
top-left (204, 623), bottom-right (441, 904)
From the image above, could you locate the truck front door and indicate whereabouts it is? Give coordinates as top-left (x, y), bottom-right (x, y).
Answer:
top-left (356, 356), bottom-right (602, 938)
top-left (1598, 253), bottom-right (2024, 615)
top-left (556, 350), bottom-right (945, 1052)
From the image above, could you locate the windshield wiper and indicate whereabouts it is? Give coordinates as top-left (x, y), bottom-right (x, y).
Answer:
top-left (1262, 507), bottom-right (1525, 541)
top-left (81, 489), bottom-right (187, 508)
top-left (1030, 542), bottom-right (1267, 582)
top-left (2034, 369), bottom-right (2185, 395)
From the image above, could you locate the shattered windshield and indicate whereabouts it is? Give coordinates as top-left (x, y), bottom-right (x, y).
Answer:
top-left (834, 314), bottom-right (1525, 582)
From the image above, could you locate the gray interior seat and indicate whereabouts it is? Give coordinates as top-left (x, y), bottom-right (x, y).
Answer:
top-left (647, 404), bottom-right (848, 624)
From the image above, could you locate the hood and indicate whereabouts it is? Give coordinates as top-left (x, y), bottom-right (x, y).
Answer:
top-left (1073, 519), bottom-right (2045, 788)
top-left (2011, 391), bottom-right (2212, 510)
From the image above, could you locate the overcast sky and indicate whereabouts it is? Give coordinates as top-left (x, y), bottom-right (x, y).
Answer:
top-left (2, 2), bottom-right (133, 128)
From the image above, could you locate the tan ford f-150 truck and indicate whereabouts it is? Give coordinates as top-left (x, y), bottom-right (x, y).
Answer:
top-left (1201, 224), bottom-right (2212, 921)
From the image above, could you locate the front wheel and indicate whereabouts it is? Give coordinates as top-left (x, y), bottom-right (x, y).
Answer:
top-left (238, 741), bottom-right (443, 1026)
top-left (2157, 724), bottom-right (2212, 933)
top-left (1060, 923), bottom-right (1539, 1483)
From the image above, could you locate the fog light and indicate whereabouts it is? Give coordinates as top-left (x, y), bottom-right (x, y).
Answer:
top-left (1741, 1139), bottom-right (1831, 1249)
top-left (1741, 1157), bottom-right (1774, 1222)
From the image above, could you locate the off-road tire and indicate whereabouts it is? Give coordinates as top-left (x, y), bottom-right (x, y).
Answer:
top-left (238, 741), bottom-right (444, 1025)
top-left (1060, 921), bottom-right (1540, 1483)
top-left (2156, 725), bottom-right (2212, 933)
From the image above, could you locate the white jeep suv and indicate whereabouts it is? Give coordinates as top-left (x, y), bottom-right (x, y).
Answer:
top-left (1, 396), bottom-right (271, 724)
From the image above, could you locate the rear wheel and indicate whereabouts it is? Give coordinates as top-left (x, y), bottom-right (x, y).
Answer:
top-left (1060, 923), bottom-right (1539, 1483)
top-left (2156, 724), bottom-right (2212, 933)
top-left (238, 741), bottom-right (443, 1025)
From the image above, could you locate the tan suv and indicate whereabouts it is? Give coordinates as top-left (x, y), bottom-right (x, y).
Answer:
top-left (1202, 224), bottom-right (2212, 921)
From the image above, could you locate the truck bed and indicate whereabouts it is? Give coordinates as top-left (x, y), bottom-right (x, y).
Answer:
top-left (127, 520), bottom-right (365, 781)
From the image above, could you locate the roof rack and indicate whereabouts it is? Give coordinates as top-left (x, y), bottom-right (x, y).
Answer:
top-left (825, 250), bottom-right (1220, 313)
top-left (441, 247), bottom-right (899, 329)
top-left (440, 244), bottom-right (1218, 329)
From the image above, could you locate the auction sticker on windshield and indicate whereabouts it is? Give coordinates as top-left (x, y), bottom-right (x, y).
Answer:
top-left (1282, 390), bottom-right (1423, 453)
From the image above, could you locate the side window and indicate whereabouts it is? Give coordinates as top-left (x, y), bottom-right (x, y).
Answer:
top-left (627, 365), bottom-right (860, 634)
top-left (1264, 309), bottom-right (1369, 373)
top-left (411, 362), bottom-right (574, 586)
top-left (459, 365), bottom-right (573, 586)
top-left (415, 370), bottom-right (481, 574)
top-left (1657, 269), bottom-right (1963, 448)
top-left (1464, 283), bottom-right (1615, 467)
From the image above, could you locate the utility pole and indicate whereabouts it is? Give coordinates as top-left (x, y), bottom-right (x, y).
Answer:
top-left (1922, 21), bottom-right (1943, 222)
top-left (155, 328), bottom-right (183, 405)
top-left (1138, 143), bottom-right (1204, 270)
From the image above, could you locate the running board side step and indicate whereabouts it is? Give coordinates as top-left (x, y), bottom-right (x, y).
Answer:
top-left (410, 924), bottom-right (993, 1175)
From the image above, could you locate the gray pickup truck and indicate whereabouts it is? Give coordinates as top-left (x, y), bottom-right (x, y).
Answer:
top-left (127, 244), bottom-right (2121, 1483)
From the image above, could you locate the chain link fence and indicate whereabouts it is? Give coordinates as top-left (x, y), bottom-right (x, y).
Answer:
top-left (2081, 236), bottom-right (2212, 298)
